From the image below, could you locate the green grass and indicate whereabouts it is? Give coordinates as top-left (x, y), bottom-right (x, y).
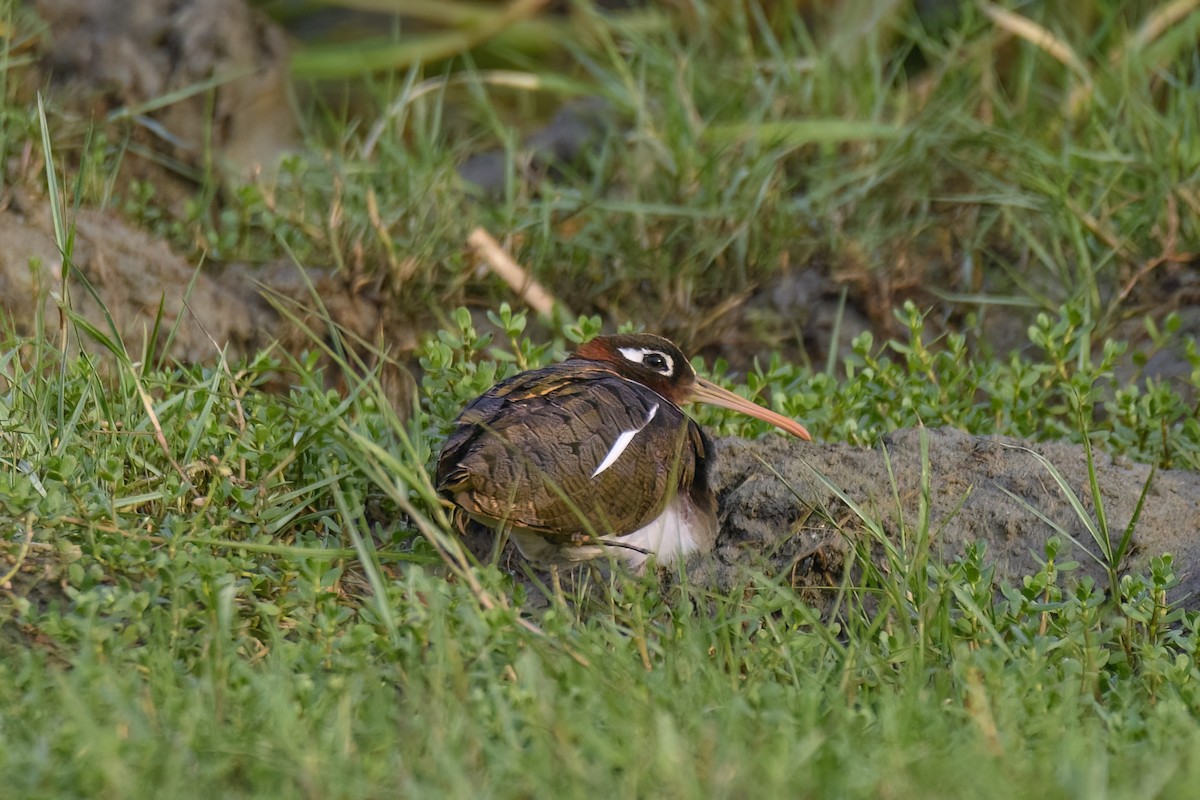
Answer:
top-left (3, 1), bottom-right (1200, 797)
top-left (3, 301), bottom-right (1200, 798)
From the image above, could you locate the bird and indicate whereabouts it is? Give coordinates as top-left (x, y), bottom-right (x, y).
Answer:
top-left (435, 333), bottom-right (811, 573)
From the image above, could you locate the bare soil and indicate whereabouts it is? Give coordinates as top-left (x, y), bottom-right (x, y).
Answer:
top-left (0, 192), bottom-right (413, 398)
top-left (704, 427), bottom-right (1200, 609)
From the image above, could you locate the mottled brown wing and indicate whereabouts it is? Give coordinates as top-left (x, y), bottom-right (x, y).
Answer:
top-left (436, 362), bottom-right (708, 540)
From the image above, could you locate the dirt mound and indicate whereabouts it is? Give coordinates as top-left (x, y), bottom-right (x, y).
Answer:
top-left (699, 426), bottom-right (1200, 608)
top-left (0, 197), bottom-right (389, 359)
top-left (0, 195), bottom-right (270, 359)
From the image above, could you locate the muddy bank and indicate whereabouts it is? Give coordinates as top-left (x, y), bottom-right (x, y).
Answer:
top-left (695, 426), bottom-right (1200, 609)
top-left (0, 195), bottom-right (414, 403)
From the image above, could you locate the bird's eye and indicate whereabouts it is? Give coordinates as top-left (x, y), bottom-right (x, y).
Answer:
top-left (617, 345), bottom-right (675, 376)
top-left (644, 352), bottom-right (670, 374)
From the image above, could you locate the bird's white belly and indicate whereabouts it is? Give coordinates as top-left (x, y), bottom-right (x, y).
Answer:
top-left (605, 494), bottom-right (717, 573)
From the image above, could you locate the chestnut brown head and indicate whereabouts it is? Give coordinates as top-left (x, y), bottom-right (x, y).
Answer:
top-left (571, 334), bottom-right (811, 441)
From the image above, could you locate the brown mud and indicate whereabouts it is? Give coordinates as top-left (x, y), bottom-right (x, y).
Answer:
top-left (0, 194), bottom-right (410, 398)
top-left (703, 427), bottom-right (1200, 609)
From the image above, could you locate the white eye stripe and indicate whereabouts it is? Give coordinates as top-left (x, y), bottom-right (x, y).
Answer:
top-left (617, 347), bottom-right (674, 376)
top-left (591, 403), bottom-right (658, 478)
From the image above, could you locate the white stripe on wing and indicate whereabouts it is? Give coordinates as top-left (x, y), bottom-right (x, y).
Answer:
top-left (591, 403), bottom-right (659, 478)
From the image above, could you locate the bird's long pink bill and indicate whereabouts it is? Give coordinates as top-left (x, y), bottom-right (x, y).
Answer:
top-left (690, 377), bottom-right (811, 441)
